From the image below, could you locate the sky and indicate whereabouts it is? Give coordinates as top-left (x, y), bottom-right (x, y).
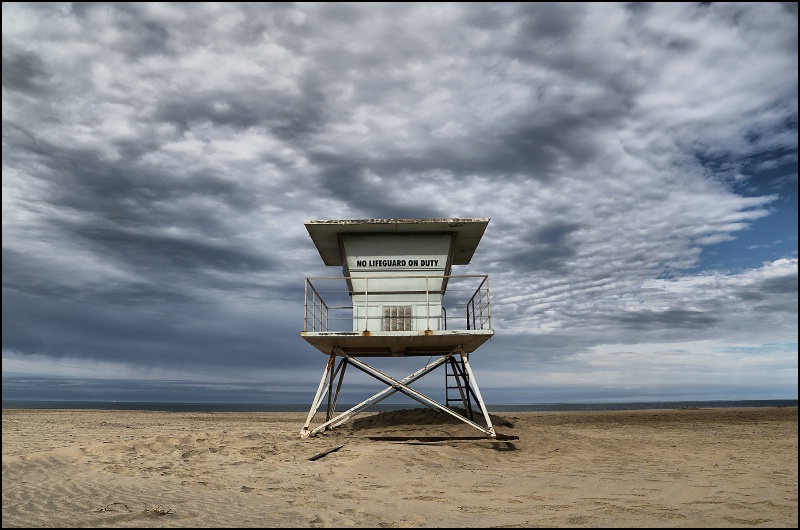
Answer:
top-left (2, 2), bottom-right (797, 406)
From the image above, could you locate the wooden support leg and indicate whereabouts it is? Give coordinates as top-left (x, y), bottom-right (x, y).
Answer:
top-left (459, 349), bottom-right (496, 438)
top-left (300, 352), bottom-right (336, 438)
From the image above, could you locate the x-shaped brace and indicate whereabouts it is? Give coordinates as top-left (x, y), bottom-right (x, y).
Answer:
top-left (300, 346), bottom-right (496, 439)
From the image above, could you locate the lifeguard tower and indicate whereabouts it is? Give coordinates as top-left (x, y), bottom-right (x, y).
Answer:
top-left (300, 218), bottom-right (499, 439)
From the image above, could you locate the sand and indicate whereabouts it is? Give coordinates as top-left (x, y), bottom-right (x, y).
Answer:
top-left (2, 406), bottom-right (797, 528)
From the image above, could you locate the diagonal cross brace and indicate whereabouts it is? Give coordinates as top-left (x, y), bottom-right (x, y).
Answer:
top-left (302, 351), bottom-right (452, 437)
top-left (344, 354), bottom-right (496, 438)
top-left (301, 347), bottom-right (497, 439)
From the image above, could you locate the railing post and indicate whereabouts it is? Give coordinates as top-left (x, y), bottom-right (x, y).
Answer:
top-left (484, 275), bottom-right (491, 329)
top-left (425, 275), bottom-right (430, 331)
top-left (304, 278), bottom-right (309, 332)
top-left (364, 277), bottom-right (369, 332)
top-left (317, 280), bottom-right (322, 331)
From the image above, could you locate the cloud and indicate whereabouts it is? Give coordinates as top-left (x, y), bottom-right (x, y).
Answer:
top-left (2, 3), bottom-right (796, 403)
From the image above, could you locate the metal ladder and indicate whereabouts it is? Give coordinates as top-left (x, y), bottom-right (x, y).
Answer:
top-left (445, 356), bottom-right (474, 420)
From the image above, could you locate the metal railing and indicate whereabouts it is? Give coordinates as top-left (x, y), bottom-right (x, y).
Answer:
top-left (467, 275), bottom-right (491, 330)
top-left (303, 274), bottom-right (491, 333)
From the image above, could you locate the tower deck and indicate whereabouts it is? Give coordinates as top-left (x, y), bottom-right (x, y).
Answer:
top-left (301, 329), bottom-right (494, 356)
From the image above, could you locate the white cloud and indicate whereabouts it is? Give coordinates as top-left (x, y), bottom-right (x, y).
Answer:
top-left (2, 2), bottom-right (796, 403)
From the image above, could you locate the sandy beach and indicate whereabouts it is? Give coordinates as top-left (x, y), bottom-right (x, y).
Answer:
top-left (2, 406), bottom-right (796, 528)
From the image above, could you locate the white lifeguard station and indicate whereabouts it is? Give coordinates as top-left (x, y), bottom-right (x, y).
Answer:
top-left (300, 218), bottom-right (499, 439)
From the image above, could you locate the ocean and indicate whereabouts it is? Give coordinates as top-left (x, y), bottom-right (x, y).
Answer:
top-left (2, 399), bottom-right (796, 413)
